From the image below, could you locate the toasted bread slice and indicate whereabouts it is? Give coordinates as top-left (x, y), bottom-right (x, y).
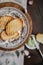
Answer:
top-left (6, 18), bottom-right (23, 36)
top-left (0, 16), bottom-right (14, 30)
top-left (1, 31), bottom-right (19, 41)
top-left (36, 33), bottom-right (43, 44)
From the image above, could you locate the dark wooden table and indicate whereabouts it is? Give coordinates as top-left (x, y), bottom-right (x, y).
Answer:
top-left (24, 45), bottom-right (43, 65)
top-left (24, 0), bottom-right (43, 65)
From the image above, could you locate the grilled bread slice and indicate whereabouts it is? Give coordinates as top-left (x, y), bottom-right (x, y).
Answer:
top-left (0, 16), bottom-right (14, 30)
top-left (1, 31), bottom-right (19, 41)
top-left (6, 18), bottom-right (23, 36)
top-left (36, 33), bottom-right (43, 44)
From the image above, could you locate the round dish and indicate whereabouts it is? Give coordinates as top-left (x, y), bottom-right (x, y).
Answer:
top-left (25, 35), bottom-right (36, 50)
top-left (25, 34), bottom-right (40, 50)
top-left (0, 2), bottom-right (32, 51)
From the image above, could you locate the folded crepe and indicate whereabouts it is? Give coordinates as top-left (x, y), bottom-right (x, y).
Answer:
top-left (1, 18), bottom-right (23, 41)
top-left (6, 18), bottom-right (23, 36)
top-left (1, 31), bottom-right (19, 41)
top-left (0, 16), bottom-right (14, 30)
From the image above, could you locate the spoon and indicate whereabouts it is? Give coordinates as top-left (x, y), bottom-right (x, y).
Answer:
top-left (32, 35), bottom-right (43, 58)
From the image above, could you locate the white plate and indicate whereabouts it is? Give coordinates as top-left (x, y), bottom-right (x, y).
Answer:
top-left (0, 7), bottom-right (29, 49)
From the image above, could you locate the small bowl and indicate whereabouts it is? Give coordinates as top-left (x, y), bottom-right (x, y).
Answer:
top-left (25, 35), bottom-right (36, 50)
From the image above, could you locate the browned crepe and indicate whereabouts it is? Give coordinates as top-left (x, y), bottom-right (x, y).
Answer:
top-left (6, 18), bottom-right (23, 36)
top-left (0, 16), bottom-right (14, 30)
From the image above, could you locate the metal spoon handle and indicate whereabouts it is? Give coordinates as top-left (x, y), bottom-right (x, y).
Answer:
top-left (32, 35), bottom-right (43, 58)
top-left (39, 49), bottom-right (43, 58)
